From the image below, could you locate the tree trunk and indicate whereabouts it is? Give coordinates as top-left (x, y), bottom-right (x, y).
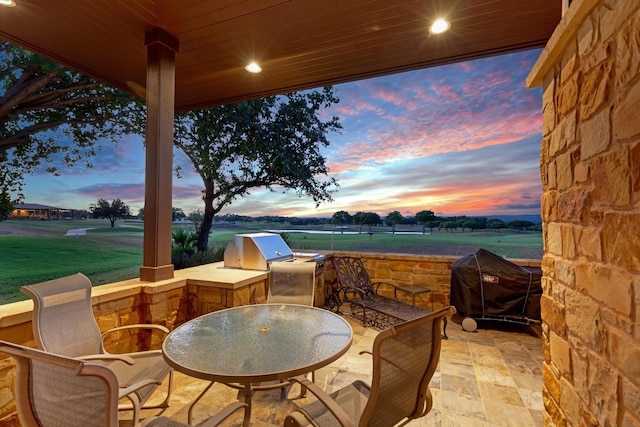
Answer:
top-left (110, 217), bottom-right (115, 228)
top-left (197, 181), bottom-right (216, 252)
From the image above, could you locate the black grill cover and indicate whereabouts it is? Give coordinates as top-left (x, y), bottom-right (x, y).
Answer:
top-left (450, 249), bottom-right (542, 320)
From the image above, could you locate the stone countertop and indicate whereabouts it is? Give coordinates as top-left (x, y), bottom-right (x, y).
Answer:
top-left (176, 261), bottom-right (268, 289)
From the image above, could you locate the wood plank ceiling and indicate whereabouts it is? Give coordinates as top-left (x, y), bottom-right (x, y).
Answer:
top-left (0, 0), bottom-right (561, 112)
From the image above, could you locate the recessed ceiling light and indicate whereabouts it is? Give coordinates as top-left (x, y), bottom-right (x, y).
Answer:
top-left (245, 62), bottom-right (262, 73)
top-left (0, 0), bottom-right (16, 6)
top-left (429, 18), bottom-right (450, 35)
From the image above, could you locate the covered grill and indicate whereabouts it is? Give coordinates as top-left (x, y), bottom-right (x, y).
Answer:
top-left (450, 248), bottom-right (542, 329)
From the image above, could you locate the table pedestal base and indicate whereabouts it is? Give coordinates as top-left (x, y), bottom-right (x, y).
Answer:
top-left (188, 381), bottom-right (289, 427)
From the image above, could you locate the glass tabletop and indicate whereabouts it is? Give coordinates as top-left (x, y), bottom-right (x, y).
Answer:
top-left (162, 304), bottom-right (353, 383)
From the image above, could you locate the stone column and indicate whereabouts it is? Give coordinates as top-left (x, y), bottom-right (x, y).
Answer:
top-left (528, 0), bottom-right (640, 425)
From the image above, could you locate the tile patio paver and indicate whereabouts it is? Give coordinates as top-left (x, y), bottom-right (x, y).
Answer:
top-left (124, 315), bottom-right (543, 427)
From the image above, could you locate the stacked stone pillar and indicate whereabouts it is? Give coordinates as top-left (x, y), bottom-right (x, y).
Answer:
top-left (528, 0), bottom-right (640, 425)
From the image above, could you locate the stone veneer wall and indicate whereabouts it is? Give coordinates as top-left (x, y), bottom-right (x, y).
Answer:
top-left (529, 0), bottom-right (640, 425)
top-left (0, 274), bottom-right (267, 426)
top-left (323, 252), bottom-right (535, 311)
top-left (322, 253), bottom-right (449, 309)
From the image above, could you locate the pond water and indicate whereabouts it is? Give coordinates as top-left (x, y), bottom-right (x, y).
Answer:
top-left (264, 229), bottom-right (430, 235)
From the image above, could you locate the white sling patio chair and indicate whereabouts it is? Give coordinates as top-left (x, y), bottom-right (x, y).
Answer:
top-left (0, 340), bottom-right (246, 427)
top-left (284, 306), bottom-right (455, 427)
top-left (21, 273), bottom-right (173, 425)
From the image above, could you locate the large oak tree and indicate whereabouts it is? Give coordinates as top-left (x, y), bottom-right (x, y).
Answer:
top-left (331, 210), bottom-right (352, 234)
top-left (174, 88), bottom-right (342, 252)
top-left (0, 41), bottom-right (144, 203)
top-left (385, 210), bottom-right (404, 234)
top-left (355, 212), bottom-right (382, 237)
top-left (415, 209), bottom-right (436, 234)
top-left (89, 198), bottom-right (130, 228)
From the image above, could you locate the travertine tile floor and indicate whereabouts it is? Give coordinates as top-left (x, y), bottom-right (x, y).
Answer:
top-left (126, 314), bottom-right (543, 427)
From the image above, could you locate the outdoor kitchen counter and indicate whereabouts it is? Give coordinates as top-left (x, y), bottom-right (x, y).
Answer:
top-left (174, 261), bottom-right (270, 312)
top-left (178, 261), bottom-right (268, 290)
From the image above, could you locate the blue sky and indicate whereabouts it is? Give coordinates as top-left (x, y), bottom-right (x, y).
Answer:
top-left (22, 49), bottom-right (543, 219)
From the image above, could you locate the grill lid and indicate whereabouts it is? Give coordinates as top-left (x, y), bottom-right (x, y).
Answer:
top-left (223, 232), bottom-right (293, 270)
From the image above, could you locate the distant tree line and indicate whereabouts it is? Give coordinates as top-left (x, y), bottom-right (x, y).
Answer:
top-left (212, 210), bottom-right (541, 233)
top-left (328, 210), bottom-right (541, 233)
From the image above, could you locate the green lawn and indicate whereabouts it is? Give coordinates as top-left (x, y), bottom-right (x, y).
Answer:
top-left (0, 219), bottom-right (542, 304)
top-left (276, 229), bottom-right (543, 259)
top-left (0, 219), bottom-right (143, 303)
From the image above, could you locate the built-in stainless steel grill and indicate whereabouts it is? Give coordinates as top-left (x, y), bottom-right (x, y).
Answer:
top-left (223, 232), bottom-right (326, 305)
top-left (223, 232), bottom-right (294, 270)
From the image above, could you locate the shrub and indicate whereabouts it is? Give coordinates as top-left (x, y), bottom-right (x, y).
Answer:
top-left (172, 225), bottom-right (225, 270)
top-left (276, 231), bottom-right (292, 247)
top-left (171, 227), bottom-right (198, 269)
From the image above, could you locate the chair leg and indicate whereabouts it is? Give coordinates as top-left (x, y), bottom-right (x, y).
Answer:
top-left (137, 369), bottom-right (174, 410)
top-left (279, 379), bottom-right (295, 400)
top-left (120, 393), bottom-right (141, 426)
top-left (132, 402), bottom-right (140, 427)
top-left (300, 371), bottom-right (316, 398)
top-left (188, 381), bottom-right (216, 425)
top-left (442, 317), bottom-right (449, 339)
top-left (157, 368), bottom-right (173, 407)
top-left (280, 381), bottom-right (290, 400)
top-left (297, 371), bottom-right (315, 399)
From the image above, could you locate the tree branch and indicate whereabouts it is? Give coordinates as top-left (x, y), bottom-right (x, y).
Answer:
top-left (0, 65), bottom-right (59, 117)
top-left (14, 95), bottom-right (121, 116)
top-left (0, 115), bottom-right (113, 150)
top-left (19, 81), bottom-right (101, 107)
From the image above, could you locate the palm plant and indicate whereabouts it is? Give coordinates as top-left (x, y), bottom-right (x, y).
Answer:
top-left (171, 227), bottom-right (198, 269)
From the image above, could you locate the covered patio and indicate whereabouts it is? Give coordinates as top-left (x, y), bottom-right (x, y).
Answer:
top-left (0, 252), bottom-right (543, 426)
top-left (2, 0), bottom-right (640, 426)
top-left (0, 0), bottom-right (561, 283)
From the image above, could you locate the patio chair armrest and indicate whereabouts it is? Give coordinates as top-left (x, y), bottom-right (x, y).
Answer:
top-left (288, 378), bottom-right (355, 427)
top-left (371, 281), bottom-right (398, 298)
top-left (118, 379), bottom-right (162, 399)
top-left (103, 323), bottom-right (170, 338)
top-left (198, 402), bottom-right (249, 427)
top-left (77, 354), bottom-right (136, 365)
top-left (101, 324), bottom-right (170, 352)
top-left (341, 286), bottom-right (367, 300)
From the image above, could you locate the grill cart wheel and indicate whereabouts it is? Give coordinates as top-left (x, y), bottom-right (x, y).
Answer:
top-left (462, 317), bottom-right (478, 332)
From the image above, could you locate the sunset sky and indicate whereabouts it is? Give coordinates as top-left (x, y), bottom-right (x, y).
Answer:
top-left (22, 49), bottom-right (544, 219)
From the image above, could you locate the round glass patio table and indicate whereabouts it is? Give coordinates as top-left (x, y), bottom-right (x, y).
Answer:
top-left (162, 304), bottom-right (353, 426)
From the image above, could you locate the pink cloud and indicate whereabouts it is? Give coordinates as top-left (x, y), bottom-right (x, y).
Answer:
top-left (371, 88), bottom-right (405, 105)
top-left (431, 83), bottom-right (463, 103)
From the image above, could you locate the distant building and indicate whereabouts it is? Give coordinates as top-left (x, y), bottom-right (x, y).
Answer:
top-left (11, 203), bottom-right (71, 220)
